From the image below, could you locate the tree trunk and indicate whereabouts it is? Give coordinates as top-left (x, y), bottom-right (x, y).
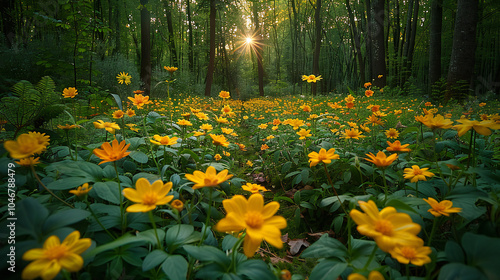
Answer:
top-left (186, 0), bottom-right (194, 72)
top-left (204, 0), bottom-right (216, 97)
top-left (1, 0), bottom-right (16, 48)
top-left (370, 0), bottom-right (386, 87)
top-left (312, 0), bottom-right (322, 95)
top-left (140, 0), bottom-right (151, 95)
top-left (364, 0), bottom-right (372, 80)
top-left (252, 1), bottom-right (265, 97)
top-left (164, 0), bottom-right (178, 67)
top-left (446, 0), bottom-right (478, 101)
top-left (429, 0), bottom-right (443, 87)
top-left (346, 0), bottom-right (365, 84)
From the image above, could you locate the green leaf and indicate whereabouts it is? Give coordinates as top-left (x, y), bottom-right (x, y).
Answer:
top-left (445, 240), bottom-right (464, 263)
top-left (161, 255), bottom-right (188, 280)
top-left (15, 198), bottom-right (49, 239)
top-left (136, 229), bottom-right (166, 247)
top-left (142, 250), bottom-right (169, 271)
top-left (301, 234), bottom-right (347, 259)
top-left (166, 224), bottom-right (195, 246)
top-left (309, 259), bottom-right (348, 280)
top-left (92, 181), bottom-right (121, 204)
top-left (179, 149), bottom-right (200, 163)
top-left (48, 177), bottom-right (92, 190)
top-left (300, 168), bottom-right (310, 184)
top-left (236, 259), bottom-right (275, 280)
top-left (461, 232), bottom-right (500, 279)
top-left (385, 199), bottom-right (419, 214)
top-left (447, 186), bottom-right (488, 221)
top-left (438, 263), bottom-right (487, 280)
top-left (88, 233), bottom-right (145, 256)
top-left (273, 196), bottom-right (294, 204)
top-left (110, 93), bottom-right (123, 110)
top-left (42, 209), bottom-right (91, 233)
top-left (183, 245), bottom-right (230, 267)
top-left (129, 150), bottom-right (149, 164)
top-left (281, 161), bottom-right (292, 174)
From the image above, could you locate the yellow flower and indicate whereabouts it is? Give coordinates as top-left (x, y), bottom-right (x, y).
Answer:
top-left (350, 200), bottom-right (423, 252)
top-left (116, 72), bottom-right (132, 85)
top-left (62, 87), bottom-right (78, 98)
top-left (93, 120), bottom-right (120, 134)
top-left (150, 135), bottom-right (178, 146)
top-left (176, 119), bottom-right (193, 126)
top-left (385, 128), bottom-right (399, 139)
top-left (389, 245), bottom-right (432, 266)
top-left (348, 271), bottom-right (385, 280)
top-left (57, 124), bottom-right (79, 130)
top-left (200, 123), bottom-right (213, 131)
top-left (403, 165), bottom-right (435, 183)
top-left (93, 139), bottom-right (130, 165)
top-left (209, 134), bottom-right (230, 147)
top-left (127, 94), bottom-right (152, 108)
top-left (195, 112), bottom-right (210, 120)
top-left (112, 110), bottom-right (124, 119)
top-left (236, 143), bottom-right (247, 151)
top-left (364, 151), bottom-right (398, 168)
top-left (281, 269), bottom-right (292, 280)
top-left (297, 128), bottom-right (312, 140)
top-left (365, 90), bottom-right (374, 97)
top-left (223, 151), bottom-right (230, 157)
top-left (366, 114), bottom-right (385, 126)
top-left (171, 199), bottom-right (184, 212)
top-left (345, 94), bottom-right (356, 103)
top-left (221, 105), bottom-right (233, 116)
top-left (302, 74), bottom-right (322, 83)
top-left (15, 156), bottom-right (40, 167)
top-left (242, 183), bottom-right (269, 194)
top-left (69, 183), bottom-right (92, 197)
top-left (185, 166), bottom-right (233, 189)
top-left (22, 231), bottom-right (91, 280)
top-left (258, 124), bottom-right (268, 129)
top-left (214, 154), bottom-right (222, 161)
top-left (453, 119), bottom-right (500, 137)
top-left (125, 109), bottom-right (136, 117)
top-left (126, 123), bottom-right (139, 132)
top-left (216, 116), bottom-right (229, 124)
top-left (308, 148), bottom-right (339, 167)
top-left (363, 82), bottom-right (372, 88)
top-left (123, 178), bottom-right (174, 212)
top-left (214, 194), bottom-right (287, 257)
top-left (193, 131), bottom-right (205, 137)
top-left (300, 104), bottom-right (312, 112)
top-left (261, 144), bottom-right (270, 150)
top-left (341, 128), bottom-right (366, 140)
top-left (219, 90), bottom-right (230, 99)
top-left (286, 118), bottom-right (305, 130)
top-left (386, 140), bottom-right (411, 152)
top-left (246, 160), bottom-right (253, 167)
top-left (4, 133), bottom-right (47, 159)
top-left (478, 102), bottom-right (486, 107)
top-left (423, 197), bottom-right (462, 217)
top-left (164, 66), bottom-right (178, 73)
top-left (421, 114), bottom-right (453, 130)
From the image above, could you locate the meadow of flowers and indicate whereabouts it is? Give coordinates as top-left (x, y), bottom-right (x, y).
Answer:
top-left (1, 71), bottom-right (500, 280)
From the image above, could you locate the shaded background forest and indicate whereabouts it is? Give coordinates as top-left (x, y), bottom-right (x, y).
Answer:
top-left (0, 0), bottom-right (499, 101)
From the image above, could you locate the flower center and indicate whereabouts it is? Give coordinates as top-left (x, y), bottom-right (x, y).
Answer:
top-left (204, 177), bottom-right (218, 187)
top-left (433, 203), bottom-right (446, 212)
top-left (44, 245), bottom-right (68, 260)
top-left (413, 169), bottom-right (423, 175)
top-left (400, 246), bottom-right (417, 259)
top-left (142, 193), bottom-right (158, 206)
top-left (374, 220), bottom-right (394, 236)
top-left (245, 211), bottom-right (264, 229)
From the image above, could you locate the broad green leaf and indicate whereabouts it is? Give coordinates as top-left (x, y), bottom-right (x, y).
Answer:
top-left (129, 150), bottom-right (149, 164)
top-left (161, 255), bottom-right (188, 280)
top-left (15, 198), bottom-right (49, 239)
top-left (183, 245), bottom-right (230, 267)
top-left (438, 263), bottom-right (487, 280)
top-left (142, 250), bottom-right (169, 271)
top-left (301, 234), bottom-right (347, 259)
top-left (236, 259), bottom-right (275, 280)
top-left (92, 181), bottom-right (121, 204)
top-left (309, 259), bottom-right (348, 280)
top-left (88, 233), bottom-right (145, 256)
top-left (43, 209), bottom-right (91, 233)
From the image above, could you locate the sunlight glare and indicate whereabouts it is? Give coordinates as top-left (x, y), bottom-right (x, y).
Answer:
top-left (245, 36), bottom-right (254, 45)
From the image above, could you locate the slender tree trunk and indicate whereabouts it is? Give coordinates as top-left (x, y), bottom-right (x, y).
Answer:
top-left (370, 0), bottom-right (386, 87)
top-left (1, 0), bottom-right (16, 48)
top-left (164, 0), bottom-right (178, 67)
top-left (446, 0), bottom-right (478, 101)
top-left (312, 0), bottom-right (322, 95)
top-left (204, 0), bottom-right (216, 97)
top-left (252, 1), bottom-right (265, 97)
top-left (365, 0), bottom-right (372, 80)
top-left (186, 0), bottom-right (194, 72)
top-left (346, 0), bottom-right (365, 84)
top-left (140, 0), bottom-right (151, 95)
top-left (429, 0), bottom-right (443, 87)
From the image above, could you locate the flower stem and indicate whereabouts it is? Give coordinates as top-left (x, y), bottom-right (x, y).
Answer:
top-left (362, 245), bottom-right (378, 270)
top-left (381, 169), bottom-right (389, 202)
top-left (113, 162), bottom-right (125, 234)
top-left (427, 217), bottom-right (438, 247)
top-left (30, 165), bottom-right (73, 208)
top-left (323, 163), bottom-right (348, 215)
top-left (149, 211), bottom-right (164, 250)
top-left (230, 233), bottom-right (246, 272)
top-left (199, 188), bottom-right (214, 245)
top-left (86, 200), bottom-right (116, 239)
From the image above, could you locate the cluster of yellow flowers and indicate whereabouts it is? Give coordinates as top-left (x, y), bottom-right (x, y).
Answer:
top-left (4, 132), bottom-right (50, 160)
